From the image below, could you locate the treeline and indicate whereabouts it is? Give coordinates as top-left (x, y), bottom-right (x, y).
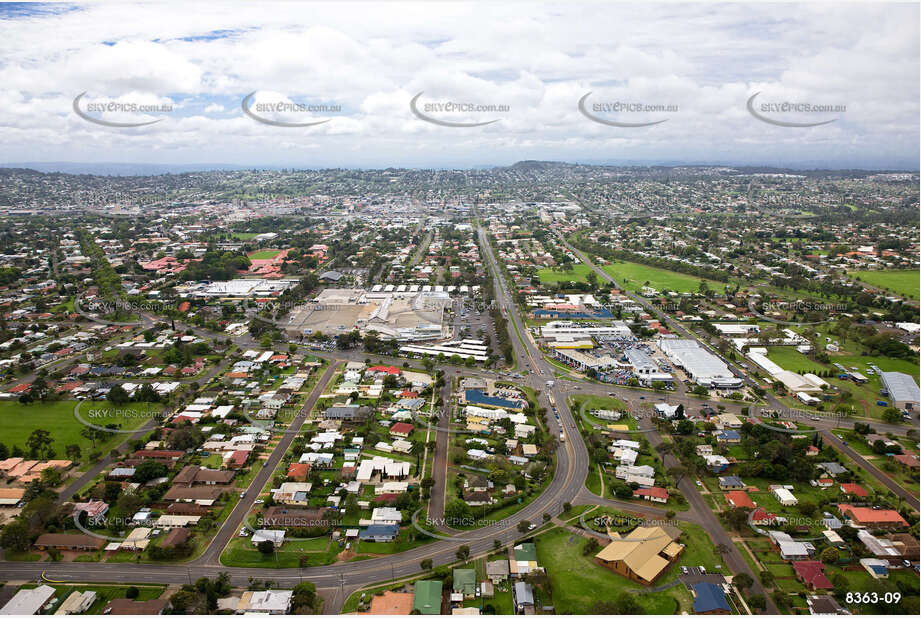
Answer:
top-left (180, 250), bottom-right (250, 281)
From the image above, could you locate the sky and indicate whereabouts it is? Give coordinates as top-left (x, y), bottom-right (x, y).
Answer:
top-left (0, 1), bottom-right (918, 171)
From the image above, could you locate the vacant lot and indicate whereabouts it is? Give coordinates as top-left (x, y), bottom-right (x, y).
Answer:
top-left (849, 269), bottom-right (919, 299)
top-left (765, 347), bottom-right (827, 373)
top-left (601, 261), bottom-right (720, 293)
top-left (537, 263), bottom-right (594, 284)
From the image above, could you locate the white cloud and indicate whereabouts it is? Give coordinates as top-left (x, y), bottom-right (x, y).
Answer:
top-left (0, 1), bottom-right (915, 168)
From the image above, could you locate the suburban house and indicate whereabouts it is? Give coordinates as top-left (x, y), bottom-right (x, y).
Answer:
top-left (725, 491), bottom-right (755, 509)
top-left (486, 559), bottom-right (509, 584)
top-left (793, 561), bottom-right (833, 590)
top-left (718, 476), bottom-right (744, 490)
top-left (513, 582), bottom-right (535, 612)
top-left (634, 487), bottom-right (668, 503)
top-left (771, 486), bottom-right (798, 506)
top-left (838, 505), bottom-right (909, 530)
top-left (359, 524), bottom-right (399, 542)
top-left (692, 582), bottom-right (730, 614)
top-left (34, 533), bottom-right (106, 552)
top-left (453, 569), bottom-right (477, 598)
top-left (412, 580), bottom-right (443, 615)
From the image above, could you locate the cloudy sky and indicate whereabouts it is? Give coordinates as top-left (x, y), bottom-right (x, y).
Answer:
top-left (0, 1), bottom-right (918, 170)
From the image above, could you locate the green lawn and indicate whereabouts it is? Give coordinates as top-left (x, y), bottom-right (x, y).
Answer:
top-left (765, 346), bottom-right (827, 373)
top-left (220, 535), bottom-right (340, 568)
top-left (0, 400), bottom-right (160, 468)
top-left (848, 269), bottom-right (920, 299)
top-left (248, 249), bottom-right (282, 260)
top-left (601, 261), bottom-right (722, 294)
top-left (537, 263), bottom-right (594, 284)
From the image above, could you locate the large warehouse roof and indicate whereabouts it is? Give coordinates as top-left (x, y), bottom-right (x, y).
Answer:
top-left (881, 372), bottom-right (920, 403)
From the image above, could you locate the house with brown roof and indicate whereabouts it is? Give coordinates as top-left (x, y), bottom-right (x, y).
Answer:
top-left (594, 525), bottom-right (684, 585)
top-left (162, 486), bottom-right (226, 503)
top-left (102, 598), bottom-right (170, 615)
top-left (160, 527), bottom-right (191, 549)
top-left (172, 465), bottom-right (235, 487)
top-left (361, 590), bottom-right (414, 615)
top-left (34, 533), bottom-right (106, 551)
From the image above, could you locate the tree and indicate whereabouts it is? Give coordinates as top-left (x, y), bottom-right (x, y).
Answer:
top-left (257, 540), bottom-right (275, 555)
top-left (107, 384), bottom-right (130, 404)
top-left (64, 443), bottom-right (82, 462)
top-left (126, 587), bottom-right (139, 599)
top-left (517, 520), bottom-right (532, 533)
top-left (26, 429), bottom-right (54, 459)
top-left (820, 547), bottom-right (839, 564)
top-left (747, 594), bottom-right (766, 611)
top-left (0, 519), bottom-right (30, 552)
top-left (582, 537), bottom-right (600, 555)
top-left (456, 545), bottom-right (470, 561)
top-left (733, 572), bottom-right (753, 591)
top-left (882, 408), bottom-right (902, 424)
top-left (420, 558), bottom-right (433, 570)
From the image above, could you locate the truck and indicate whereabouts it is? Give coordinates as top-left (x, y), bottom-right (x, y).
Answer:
top-left (546, 380), bottom-right (555, 388)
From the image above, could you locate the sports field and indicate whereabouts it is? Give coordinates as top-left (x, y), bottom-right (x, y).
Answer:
top-left (0, 400), bottom-right (160, 464)
top-left (848, 269), bottom-right (919, 299)
top-left (248, 249), bottom-right (282, 260)
top-left (602, 261), bottom-right (721, 293)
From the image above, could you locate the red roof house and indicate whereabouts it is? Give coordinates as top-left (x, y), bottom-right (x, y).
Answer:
top-left (389, 422), bottom-right (414, 438)
top-left (633, 487), bottom-right (668, 503)
top-left (793, 561), bottom-right (833, 590)
top-left (726, 490), bottom-right (755, 509)
top-left (840, 483), bottom-right (868, 498)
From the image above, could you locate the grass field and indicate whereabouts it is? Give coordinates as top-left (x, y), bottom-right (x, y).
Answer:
top-left (537, 263), bottom-right (594, 284)
top-left (601, 261), bottom-right (721, 294)
top-left (0, 400), bottom-right (160, 467)
top-left (764, 346), bottom-right (827, 373)
top-left (248, 249), bottom-right (282, 260)
top-left (849, 269), bottom-right (919, 299)
top-left (220, 535), bottom-right (340, 568)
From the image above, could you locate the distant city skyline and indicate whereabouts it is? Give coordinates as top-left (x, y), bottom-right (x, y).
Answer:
top-left (0, 1), bottom-right (918, 170)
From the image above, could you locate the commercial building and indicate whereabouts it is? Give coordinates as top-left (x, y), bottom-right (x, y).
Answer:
top-left (657, 339), bottom-right (741, 388)
top-left (285, 288), bottom-right (451, 341)
top-left (594, 525), bottom-right (685, 585)
top-left (880, 371), bottom-right (920, 411)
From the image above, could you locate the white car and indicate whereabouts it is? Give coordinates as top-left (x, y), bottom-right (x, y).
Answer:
top-left (254, 499), bottom-right (264, 504)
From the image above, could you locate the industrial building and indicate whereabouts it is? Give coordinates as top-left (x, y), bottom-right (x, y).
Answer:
top-left (657, 338), bottom-right (742, 388)
top-left (880, 371), bottom-right (919, 411)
